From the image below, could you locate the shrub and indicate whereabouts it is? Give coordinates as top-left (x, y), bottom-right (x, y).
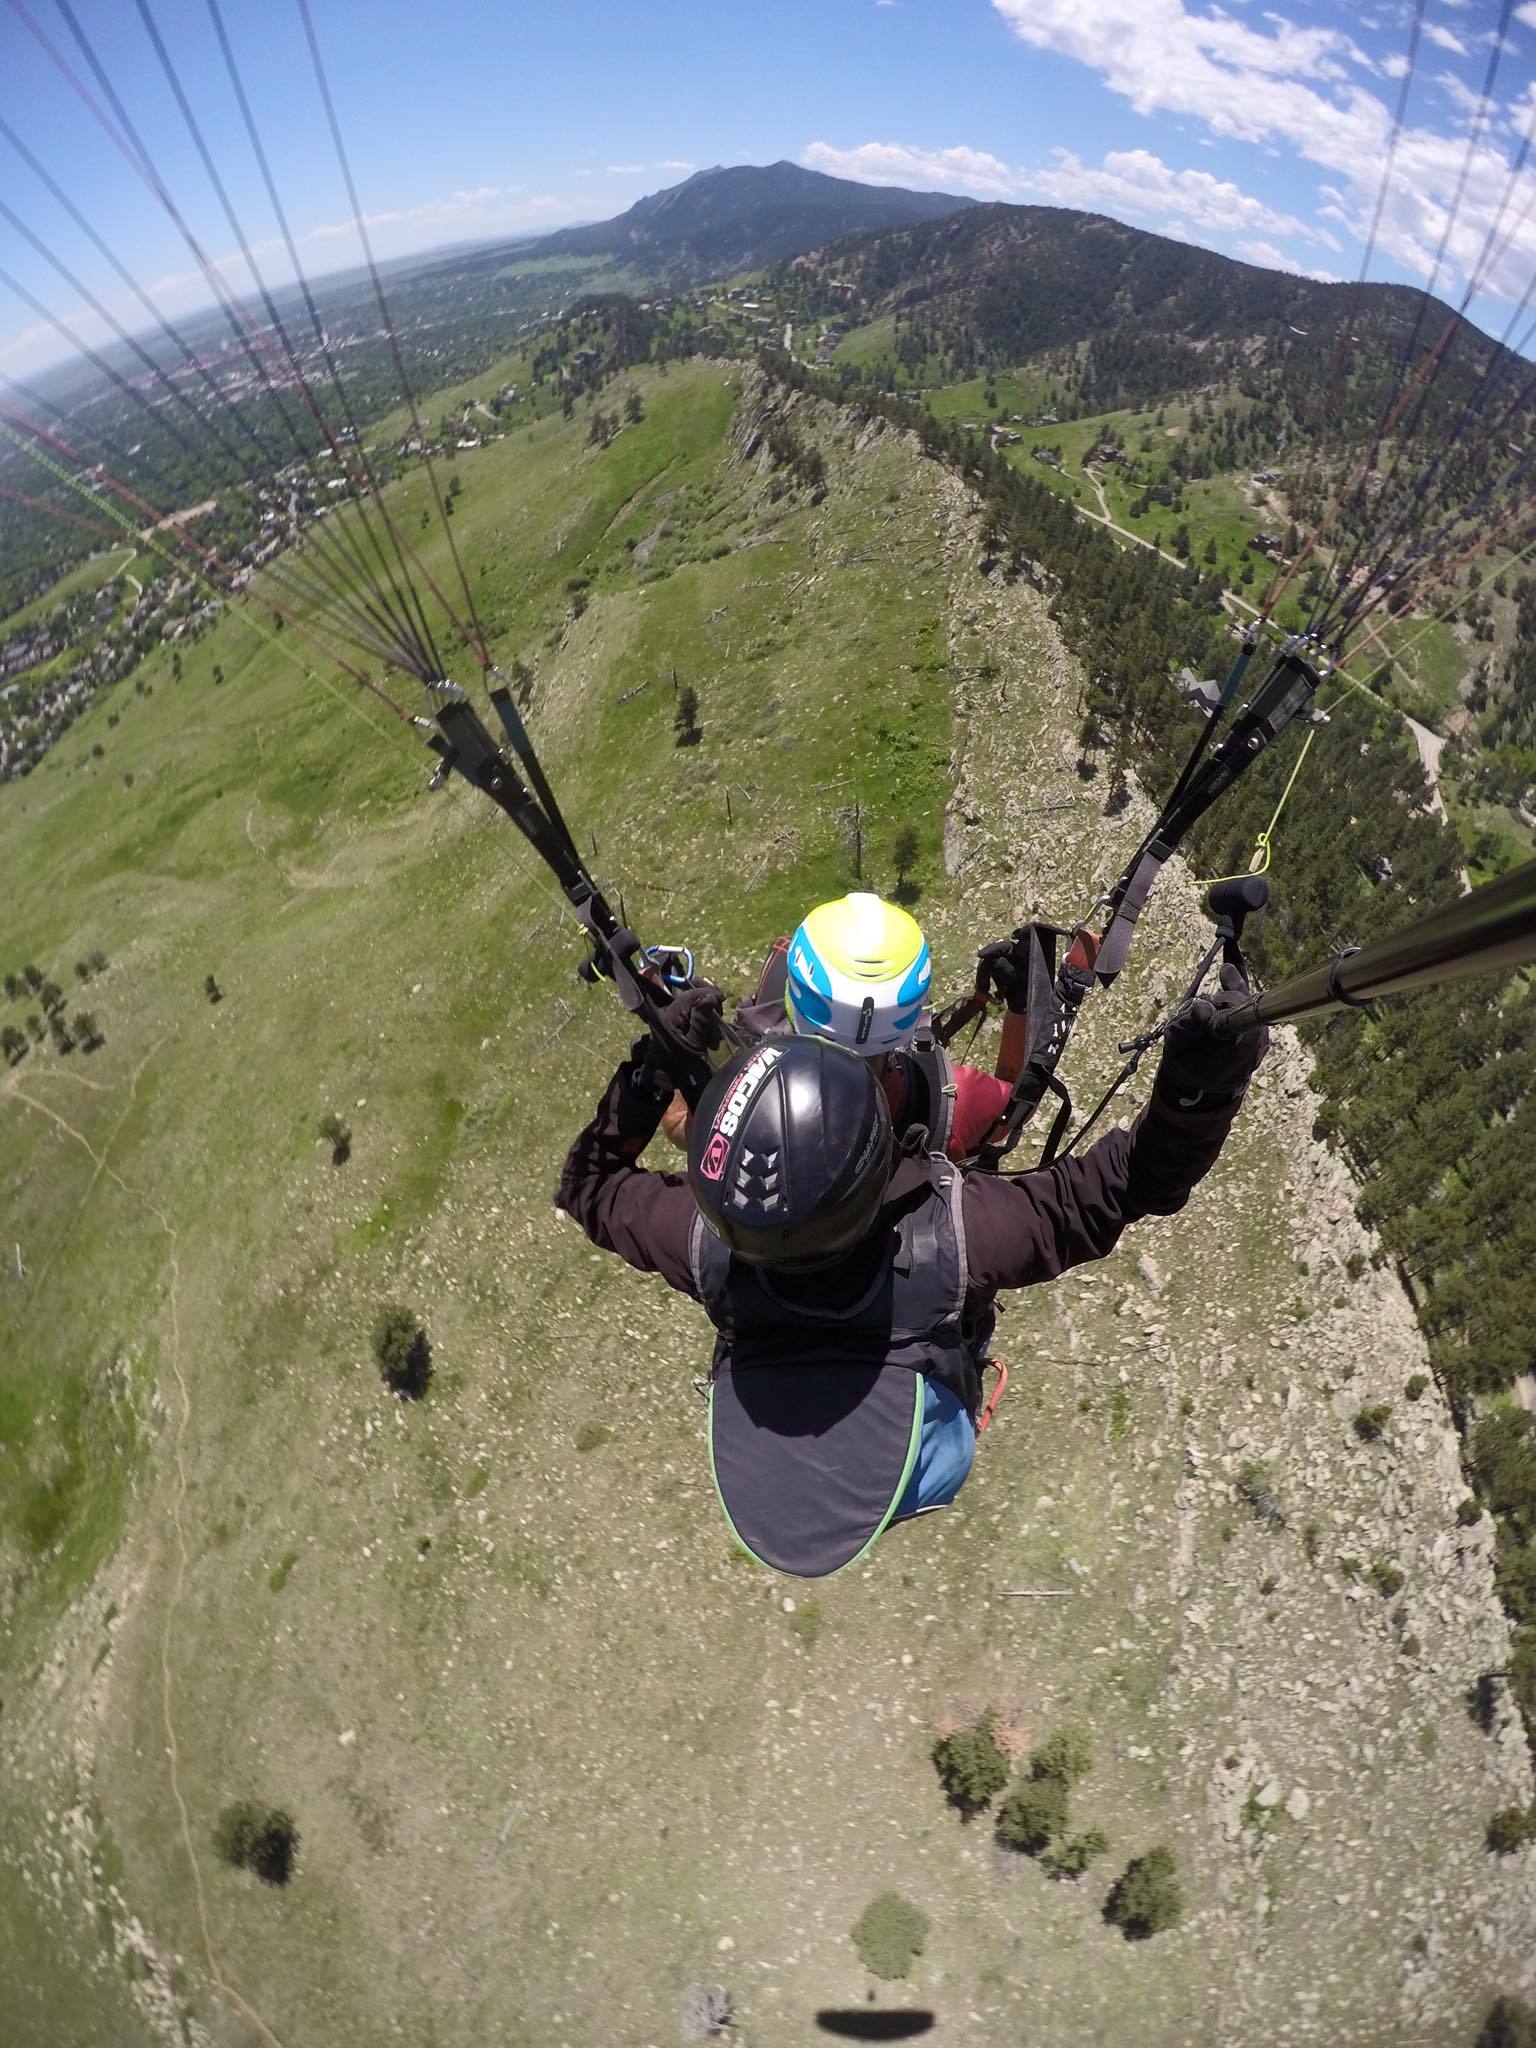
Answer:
top-left (1344, 1251), bottom-right (1368, 1280)
top-left (995, 1773), bottom-right (1069, 1855)
top-left (1478, 1994), bottom-right (1536, 2047)
top-left (213, 1803), bottom-right (297, 1884)
top-left (1040, 1828), bottom-right (1109, 1880)
top-left (317, 1112), bottom-right (351, 1165)
top-left (1032, 1724), bottom-right (1093, 1788)
top-left (1458, 1497), bottom-right (1484, 1526)
top-left (1353, 1404), bottom-right (1391, 1442)
top-left (1405, 1373), bottom-right (1429, 1402)
top-left (372, 1305), bottom-right (431, 1400)
top-left (680, 1985), bottom-right (733, 2041)
top-left (850, 1891), bottom-right (928, 1980)
top-left (213, 1802), bottom-right (263, 1868)
top-left (787, 1599), bottom-right (824, 1648)
top-left (1235, 1461), bottom-right (1286, 1530)
top-left (1366, 1560), bottom-right (1405, 1599)
top-left (931, 1711), bottom-right (1008, 1815)
top-left (1104, 1846), bottom-right (1184, 1939)
top-left (1486, 1805), bottom-right (1536, 1855)
top-left (574, 1421), bottom-right (612, 1452)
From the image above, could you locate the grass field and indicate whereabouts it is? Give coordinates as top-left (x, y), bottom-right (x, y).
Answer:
top-left (2, 358), bottom-right (1533, 2047)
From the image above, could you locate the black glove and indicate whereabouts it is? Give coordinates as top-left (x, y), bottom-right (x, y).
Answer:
top-left (977, 935), bottom-right (1031, 1011)
top-left (643, 981), bottom-right (725, 1108)
top-left (1156, 962), bottom-right (1269, 1110)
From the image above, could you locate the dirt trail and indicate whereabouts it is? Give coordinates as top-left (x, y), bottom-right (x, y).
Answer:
top-left (1077, 466), bottom-right (1259, 619)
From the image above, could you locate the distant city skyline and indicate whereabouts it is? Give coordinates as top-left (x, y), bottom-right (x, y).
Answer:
top-left (2, 0), bottom-right (1535, 376)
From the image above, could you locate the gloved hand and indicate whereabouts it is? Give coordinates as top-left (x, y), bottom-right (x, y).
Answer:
top-left (1156, 961), bottom-right (1269, 1110)
top-left (977, 934), bottom-right (1031, 1011)
top-left (644, 981), bottom-right (725, 1107)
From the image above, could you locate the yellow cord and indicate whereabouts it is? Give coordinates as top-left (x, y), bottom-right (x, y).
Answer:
top-left (1202, 727), bottom-right (1316, 884)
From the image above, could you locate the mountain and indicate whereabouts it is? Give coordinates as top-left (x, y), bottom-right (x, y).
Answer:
top-left (772, 201), bottom-right (1521, 443)
top-left (520, 160), bottom-right (974, 279)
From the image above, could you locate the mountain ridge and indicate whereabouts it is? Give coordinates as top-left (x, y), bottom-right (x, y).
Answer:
top-left (517, 158), bottom-right (975, 277)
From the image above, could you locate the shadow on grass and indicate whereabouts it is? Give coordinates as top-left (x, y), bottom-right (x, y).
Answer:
top-left (815, 2014), bottom-right (935, 2040)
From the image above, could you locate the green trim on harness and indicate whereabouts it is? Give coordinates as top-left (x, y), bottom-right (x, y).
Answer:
top-left (705, 1371), bottom-right (925, 1573)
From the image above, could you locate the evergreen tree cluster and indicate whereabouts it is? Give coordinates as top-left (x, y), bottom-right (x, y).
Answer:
top-left (2, 952), bottom-right (108, 1061)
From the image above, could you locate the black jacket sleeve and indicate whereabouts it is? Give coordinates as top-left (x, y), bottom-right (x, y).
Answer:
top-left (961, 1081), bottom-right (1243, 1294)
top-left (555, 1055), bottom-right (701, 1297)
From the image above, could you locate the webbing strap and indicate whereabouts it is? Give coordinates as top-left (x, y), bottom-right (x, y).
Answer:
top-left (1094, 841), bottom-right (1170, 983)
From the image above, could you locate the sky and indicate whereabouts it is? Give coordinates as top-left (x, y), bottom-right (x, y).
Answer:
top-left (2, 0), bottom-right (1536, 376)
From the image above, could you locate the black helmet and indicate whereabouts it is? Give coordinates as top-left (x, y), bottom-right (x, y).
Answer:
top-left (688, 1035), bottom-right (893, 1266)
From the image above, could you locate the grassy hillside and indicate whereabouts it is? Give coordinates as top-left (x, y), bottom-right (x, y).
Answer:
top-left (1, 359), bottom-right (1532, 2047)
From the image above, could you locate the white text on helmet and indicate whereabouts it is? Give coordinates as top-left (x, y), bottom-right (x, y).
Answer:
top-left (713, 1043), bottom-right (783, 1140)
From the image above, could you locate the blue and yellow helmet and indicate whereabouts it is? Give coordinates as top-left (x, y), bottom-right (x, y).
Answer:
top-left (785, 892), bottom-right (932, 1056)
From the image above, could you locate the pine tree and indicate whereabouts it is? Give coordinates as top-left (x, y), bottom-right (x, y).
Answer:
top-left (674, 684), bottom-right (701, 748)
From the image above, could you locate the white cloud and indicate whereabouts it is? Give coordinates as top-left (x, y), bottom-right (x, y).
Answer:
top-left (606, 164), bottom-right (645, 175)
top-left (1023, 144), bottom-right (1328, 241)
top-left (1236, 236), bottom-right (1303, 269)
top-left (802, 139), bottom-right (1021, 195)
top-left (1382, 51), bottom-right (1410, 78)
top-left (1423, 21), bottom-right (1469, 55)
top-left (1234, 236), bottom-right (1341, 278)
top-left (990, 0), bottom-right (1536, 306)
top-left (802, 135), bottom-right (1339, 255)
top-left (1435, 69), bottom-right (1485, 119)
top-left (655, 159), bottom-right (697, 172)
top-left (1517, 0), bottom-right (1536, 24)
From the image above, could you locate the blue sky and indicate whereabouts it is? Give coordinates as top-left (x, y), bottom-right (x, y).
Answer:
top-left (2, 0), bottom-right (1536, 375)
